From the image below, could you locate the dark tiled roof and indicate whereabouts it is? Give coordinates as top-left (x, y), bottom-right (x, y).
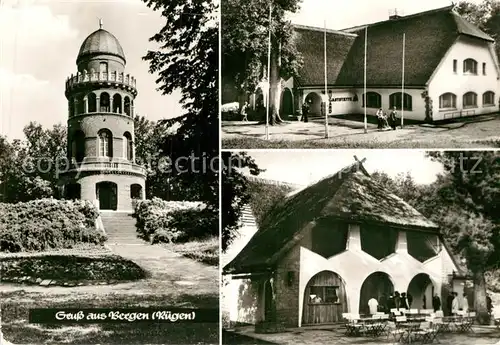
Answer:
top-left (293, 25), bottom-right (356, 86)
top-left (294, 6), bottom-right (494, 87)
top-left (224, 162), bottom-right (439, 274)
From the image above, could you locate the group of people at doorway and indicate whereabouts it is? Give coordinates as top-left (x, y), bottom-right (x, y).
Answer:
top-left (376, 106), bottom-right (398, 130)
top-left (368, 291), bottom-right (414, 314)
top-left (446, 291), bottom-right (471, 315)
top-left (367, 291), bottom-right (471, 316)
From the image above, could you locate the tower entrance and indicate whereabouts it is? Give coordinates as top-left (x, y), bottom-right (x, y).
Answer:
top-left (96, 182), bottom-right (117, 210)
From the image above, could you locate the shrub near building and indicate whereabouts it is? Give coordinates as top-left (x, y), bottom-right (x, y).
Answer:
top-left (133, 197), bottom-right (214, 244)
top-left (0, 199), bottom-right (106, 252)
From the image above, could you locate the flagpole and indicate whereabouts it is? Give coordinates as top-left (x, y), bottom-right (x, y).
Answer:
top-left (265, 2), bottom-right (272, 140)
top-left (401, 32), bottom-right (405, 129)
top-left (324, 19), bottom-right (329, 138)
top-left (363, 26), bottom-right (367, 133)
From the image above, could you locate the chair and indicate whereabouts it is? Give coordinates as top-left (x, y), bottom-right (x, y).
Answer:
top-left (395, 315), bottom-right (407, 324)
top-left (386, 321), bottom-right (408, 344)
top-left (435, 310), bottom-right (444, 318)
top-left (411, 321), bottom-right (432, 343)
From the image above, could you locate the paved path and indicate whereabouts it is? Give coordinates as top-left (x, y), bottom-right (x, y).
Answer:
top-left (107, 242), bottom-right (218, 295)
top-left (222, 114), bottom-right (500, 148)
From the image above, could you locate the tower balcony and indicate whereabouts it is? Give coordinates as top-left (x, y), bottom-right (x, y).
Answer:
top-left (65, 71), bottom-right (138, 97)
top-left (62, 159), bottom-right (147, 178)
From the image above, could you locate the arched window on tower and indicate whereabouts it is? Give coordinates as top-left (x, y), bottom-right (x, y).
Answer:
top-left (98, 129), bottom-right (113, 158)
top-left (113, 94), bottom-right (122, 113)
top-left (124, 96), bottom-right (131, 116)
top-left (88, 92), bottom-right (97, 112)
top-left (123, 132), bottom-right (133, 161)
top-left (100, 92), bottom-right (110, 112)
top-left (72, 130), bottom-right (86, 163)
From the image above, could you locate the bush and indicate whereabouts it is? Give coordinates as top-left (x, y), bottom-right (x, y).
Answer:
top-left (0, 199), bottom-right (105, 253)
top-left (133, 198), bottom-right (217, 243)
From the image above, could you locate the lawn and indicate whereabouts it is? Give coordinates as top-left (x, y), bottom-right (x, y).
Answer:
top-left (163, 236), bottom-right (218, 266)
top-left (1, 240), bottom-right (219, 344)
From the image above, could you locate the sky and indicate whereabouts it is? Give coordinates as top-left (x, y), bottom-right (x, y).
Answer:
top-left (0, 0), bottom-right (184, 140)
top-left (239, 150), bottom-right (444, 186)
top-left (288, 0), bottom-right (484, 31)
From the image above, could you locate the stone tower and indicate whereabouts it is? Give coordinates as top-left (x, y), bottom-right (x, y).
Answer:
top-left (61, 23), bottom-right (146, 211)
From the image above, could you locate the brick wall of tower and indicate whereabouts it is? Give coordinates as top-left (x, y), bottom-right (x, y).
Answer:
top-left (79, 173), bottom-right (145, 211)
top-left (68, 114), bottom-right (135, 159)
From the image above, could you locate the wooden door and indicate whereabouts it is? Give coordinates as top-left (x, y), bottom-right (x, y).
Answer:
top-left (302, 271), bottom-right (347, 324)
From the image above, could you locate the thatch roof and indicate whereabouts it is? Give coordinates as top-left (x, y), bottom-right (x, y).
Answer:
top-left (293, 25), bottom-right (356, 87)
top-left (224, 162), bottom-right (439, 274)
top-left (294, 6), bottom-right (494, 87)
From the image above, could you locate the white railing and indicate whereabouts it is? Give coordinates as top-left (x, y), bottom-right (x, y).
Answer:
top-left (69, 161), bottom-right (146, 175)
top-left (66, 71), bottom-right (137, 88)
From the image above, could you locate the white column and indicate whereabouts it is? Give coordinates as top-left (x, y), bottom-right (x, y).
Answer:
top-left (347, 223), bottom-right (362, 252)
top-left (396, 230), bottom-right (408, 254)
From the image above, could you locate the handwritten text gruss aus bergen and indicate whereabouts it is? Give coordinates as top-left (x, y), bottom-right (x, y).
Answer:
top-left (55, 310), bottom-right (196, 322)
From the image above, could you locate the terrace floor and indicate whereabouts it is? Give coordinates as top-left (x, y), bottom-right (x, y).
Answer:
top-left (225, 325), bottom-right (500, 345)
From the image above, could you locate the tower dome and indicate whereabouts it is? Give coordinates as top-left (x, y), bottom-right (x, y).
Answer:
top-left (77, 29), bottom-right (126, 64)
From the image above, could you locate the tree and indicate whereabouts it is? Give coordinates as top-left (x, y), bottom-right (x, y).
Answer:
top-left (221, 152), bottom-right (262, 251)
top-left (222, 0), bottom-right (303, 124)
top-left (141, 0), bottom-right (219, 222)
top-left (456, 0), bottom-right (500, 58)
top-left (0, 123), bottom-right (66, 203)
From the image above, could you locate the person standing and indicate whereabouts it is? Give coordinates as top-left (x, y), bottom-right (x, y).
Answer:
top-left (462, 293), bottom-right (469, 313)
top-left (368, 296), bottom-right (379, 315)
top-left (432, 294), bottom-right (441, 312)
top-left (389, 106), bottom-right (397, 130)
top-left (452, 292), bottom-right (459, 315)
top-left (394, 291), bottom-right (401, 310)
top-left (302, 101), bottom-right (310, 123)
top-left (400, 292), bottom-right (409, 310)
top-left (446, 292), bottom-right (455, 316)
top-left (240, 101), bottom-right (249, 121)
top-left (376, 108), bottom-right (384, 129)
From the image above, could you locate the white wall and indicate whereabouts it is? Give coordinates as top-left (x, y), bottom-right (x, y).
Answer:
top-left (428, 36), bottom-right (500, 121)
top-left (297, 225), bottom-right (457, 327)
top-left (221, 211), bottom-right (261, 325)
top-left (301, 87), bottom-right (427, 121)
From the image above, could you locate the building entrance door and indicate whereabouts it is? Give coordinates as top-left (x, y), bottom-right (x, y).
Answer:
top-left (96, 182), bottom-right (117, 210)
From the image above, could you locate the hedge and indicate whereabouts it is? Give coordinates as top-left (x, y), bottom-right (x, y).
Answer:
top-left (0, 199), bottom-right (106, 252)
top-left (133, 197), bottom-right (217, 244)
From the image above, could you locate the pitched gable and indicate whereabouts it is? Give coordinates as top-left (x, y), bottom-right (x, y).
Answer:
top-left (224, 163), bottom-right (439, 274)
top-left (293, 6), bottom-right (495, 87)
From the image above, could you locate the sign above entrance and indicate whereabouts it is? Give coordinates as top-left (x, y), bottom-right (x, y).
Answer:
top-left (330, 94), bottom-right (358, 102)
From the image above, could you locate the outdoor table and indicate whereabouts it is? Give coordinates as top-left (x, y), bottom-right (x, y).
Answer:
top-left (397, 321), bottom-right (421, 344)
top-left (455, 316), bottom-right (474, 333)
top-left (441, 316), bottom-right (461, 332)
top-left (358, 318), bottom-right (387, 337)
top-left (344, 321), bottom-right (364, 336)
